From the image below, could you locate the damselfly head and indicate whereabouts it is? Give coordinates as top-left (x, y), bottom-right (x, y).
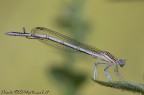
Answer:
top-left (118, 59), bottom-right (125, 67)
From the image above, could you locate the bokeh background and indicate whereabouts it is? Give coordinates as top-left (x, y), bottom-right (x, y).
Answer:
top-left (0, 0), bottom-right (144, 95)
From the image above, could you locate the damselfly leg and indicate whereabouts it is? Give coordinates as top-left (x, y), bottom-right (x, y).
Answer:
top-left (114, 66), bottom-right (124, 80)
top-left (104, 64), bottom-right (113, 80)
top-left (94, 62), bottom-right (106, 80)
top-left (94, 62), bottom-right (113, 80)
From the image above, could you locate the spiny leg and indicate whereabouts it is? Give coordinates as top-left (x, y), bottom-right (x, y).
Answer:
top-left (104, 64), bottom-right (113, 80)
top-left (114, 65), bottom-right (124, 80)
top-left (94, 62), bottom-right (107, 80)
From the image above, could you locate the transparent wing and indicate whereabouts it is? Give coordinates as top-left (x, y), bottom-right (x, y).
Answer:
top-left (31, 27), bottom-right (103, 53)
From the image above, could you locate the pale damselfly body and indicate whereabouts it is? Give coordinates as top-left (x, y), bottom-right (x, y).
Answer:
top-left (5, 27), bottom-right (125, 80)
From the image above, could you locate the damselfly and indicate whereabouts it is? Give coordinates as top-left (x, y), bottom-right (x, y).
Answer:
top-left (5, 27), bottom-right (125, 80)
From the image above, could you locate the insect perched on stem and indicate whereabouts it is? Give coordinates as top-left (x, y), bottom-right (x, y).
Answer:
top-left (5, 27), bottom-right (125, 80)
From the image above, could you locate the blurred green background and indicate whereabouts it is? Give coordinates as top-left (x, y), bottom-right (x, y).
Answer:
top-left (0, 0), bottom-right (144, 95)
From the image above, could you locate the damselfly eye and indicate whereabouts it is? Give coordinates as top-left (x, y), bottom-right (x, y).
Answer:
top-left (118, 59), bottom-right (125, 67)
